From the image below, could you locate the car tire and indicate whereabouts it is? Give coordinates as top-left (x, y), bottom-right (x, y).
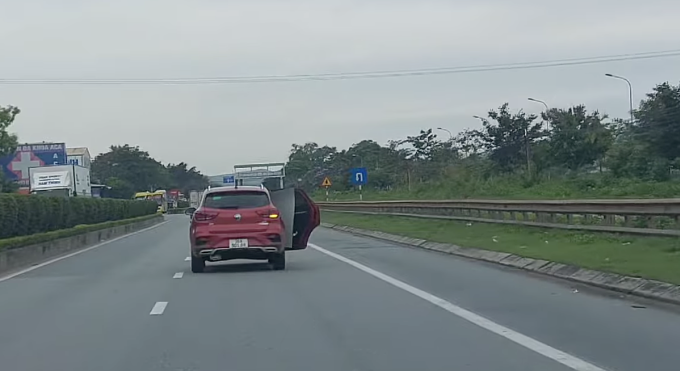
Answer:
top-left (269, 251), bottom-right (286, 271)
top-left (191, 255), bottom-right (205, 273)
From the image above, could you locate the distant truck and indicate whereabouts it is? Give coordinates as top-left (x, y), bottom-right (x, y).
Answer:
top-left (233, 162), bottom-right (286, 190)
top-left (28, 164), bottom-right (91, 197)
top-left (148, 189), bottom-right (169, 213)
top-left (189, 190), bottom-right (200, 208)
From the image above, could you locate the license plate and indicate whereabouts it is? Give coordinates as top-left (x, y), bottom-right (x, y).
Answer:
top-left (229, 239), bottom-right (249, 248)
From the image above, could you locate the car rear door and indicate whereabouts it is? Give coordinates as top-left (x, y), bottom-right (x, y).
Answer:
top-left (290, 188), bottom-right (320, 250)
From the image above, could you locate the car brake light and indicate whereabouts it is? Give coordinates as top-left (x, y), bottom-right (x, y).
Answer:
top-left (194, 211), bottom-right (218, 221)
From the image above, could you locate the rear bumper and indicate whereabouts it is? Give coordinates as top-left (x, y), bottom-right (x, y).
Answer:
top-left (195, 247), bottom-right (280, 261)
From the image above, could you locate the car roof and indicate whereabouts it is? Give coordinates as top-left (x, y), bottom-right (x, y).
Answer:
top-left (205, 185), bottom-right (269, 195)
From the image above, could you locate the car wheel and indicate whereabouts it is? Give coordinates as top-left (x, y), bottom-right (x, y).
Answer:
top-left (269, 251), bottom-right (286, 271)
top-left (191, 254), bottom-right (205, 273)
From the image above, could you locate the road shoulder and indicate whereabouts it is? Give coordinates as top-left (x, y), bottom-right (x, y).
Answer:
top-left (321, 221), bottom-right (680, 306)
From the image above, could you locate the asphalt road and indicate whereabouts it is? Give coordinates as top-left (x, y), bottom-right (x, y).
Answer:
top-left (1, 215), bottom-right (680, 371)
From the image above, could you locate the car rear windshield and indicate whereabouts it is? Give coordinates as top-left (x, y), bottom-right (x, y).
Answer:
top-left (203, 191), bottom-right (270, 209)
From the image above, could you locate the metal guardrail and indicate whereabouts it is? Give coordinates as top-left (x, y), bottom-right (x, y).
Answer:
top-left (317, 199), bottom-right (680, 236)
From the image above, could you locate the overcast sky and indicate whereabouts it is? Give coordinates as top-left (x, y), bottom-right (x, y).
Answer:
top-left (1, 0), bottom-right (679, 175)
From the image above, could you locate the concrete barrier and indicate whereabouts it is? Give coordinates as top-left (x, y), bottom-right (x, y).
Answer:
top-left (0, 215), bottom-right (164, 275)
top-left (323, 223), bottom-right (680, 306)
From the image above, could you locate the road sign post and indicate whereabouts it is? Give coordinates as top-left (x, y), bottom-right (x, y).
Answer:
top-left (350, 167), bottom-right (367, 201)
top-left (321, 177), bottom-right (332, 201)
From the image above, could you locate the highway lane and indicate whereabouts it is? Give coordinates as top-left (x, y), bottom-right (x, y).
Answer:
top-left (313, 227), bottom-right (680, 371)
top-left (0, 215), bottom-right (676, 370)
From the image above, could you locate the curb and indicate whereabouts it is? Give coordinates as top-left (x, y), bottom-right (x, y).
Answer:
top-left (320, 222), bottom-right (680, 306)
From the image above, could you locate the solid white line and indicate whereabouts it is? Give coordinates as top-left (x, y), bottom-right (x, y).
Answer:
top-left (0, 220), bottom-right (169, 283)
top-left (149, 301), bottom-right (168, 315)
top-left (173, 272), bottom-right (184, 279)
top-left (184, 257), bottom-right (191, 261)
top-left (308, 243), bottom-right (606, 371)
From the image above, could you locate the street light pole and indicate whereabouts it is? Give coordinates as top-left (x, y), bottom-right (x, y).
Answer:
top-left (528, 97), bottom-right (550, 131)
top-left (605, 73), bottom-right (634, 123)
top-left (436, 127), bottom-right (453, 140)
top-left (527, 97), bottom-right (549, 111)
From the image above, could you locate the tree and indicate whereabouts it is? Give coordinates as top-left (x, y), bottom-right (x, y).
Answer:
top-left (282, 79), bottom-right (680, 198)
top-left (0, 105), bottom-right (20, 193)
top-left (634, 82), bottom-right (680, 161)
top-left (476, 103), bottom-right (544, 173)
top-left (285, 142), bottom-right (339, 190)
top-left (545, 105), bottom-right (613, 171)
top-left (166, 162), bottom-right (209, 196)
top-left (91, 145), bottom-right (172, 198)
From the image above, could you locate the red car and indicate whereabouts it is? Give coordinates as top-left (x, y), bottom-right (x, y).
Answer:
top-left (186, 186), bottom-right (319, 272)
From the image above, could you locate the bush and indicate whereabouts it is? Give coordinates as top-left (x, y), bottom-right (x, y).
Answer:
top-left (0, 194), bottom-right (158, 240)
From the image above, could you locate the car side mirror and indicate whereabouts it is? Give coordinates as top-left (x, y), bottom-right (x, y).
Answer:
top-left (184, 207), bottom-right (197, 216)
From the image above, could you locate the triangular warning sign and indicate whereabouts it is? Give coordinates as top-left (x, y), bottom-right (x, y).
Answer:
top-left (321, 177), bottom-right (332, 187)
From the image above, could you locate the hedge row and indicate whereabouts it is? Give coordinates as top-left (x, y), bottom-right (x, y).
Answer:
top-left (0, 214), bottom-right (161, 251)
top-left (0, 194), bottom-right (158, 240)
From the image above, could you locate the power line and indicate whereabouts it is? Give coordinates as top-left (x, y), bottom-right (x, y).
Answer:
top-left (2, 48), bottom-right (680, 85)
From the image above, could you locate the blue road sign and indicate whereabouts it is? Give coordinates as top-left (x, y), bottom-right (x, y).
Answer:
top-left (0, 142), bottom-right (67, 187)
top-left (223, 175), bottom-right (235, 184)
top-left (350, 167), bottom-right (367, 186)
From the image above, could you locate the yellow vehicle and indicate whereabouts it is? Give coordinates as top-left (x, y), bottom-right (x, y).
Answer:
top-left (133, 191), bottom-right (152, 201)
top-left (148, 190), bottom-right (169, 213)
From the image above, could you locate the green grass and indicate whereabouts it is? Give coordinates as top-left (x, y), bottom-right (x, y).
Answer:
top-left (315, 175), bottom-right (680, 201)
top-left (322, 211), bottom-right (680, 285)
top-left (0, 213), bottom-right (163, 251)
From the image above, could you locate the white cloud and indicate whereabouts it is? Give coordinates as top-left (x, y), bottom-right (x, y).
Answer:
top-left (1, 0), bottom-right (679, 174)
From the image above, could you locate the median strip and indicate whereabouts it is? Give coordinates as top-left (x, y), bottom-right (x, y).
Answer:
top-left (0, 214), bottom-right (165, 277)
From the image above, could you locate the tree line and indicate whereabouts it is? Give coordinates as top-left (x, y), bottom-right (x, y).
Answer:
top-left (0, 107), bottom-right (208, 198)
top-left (90, 144), bottom-right (209, 199)
top-left (285, 80), bottom-right (680, 198)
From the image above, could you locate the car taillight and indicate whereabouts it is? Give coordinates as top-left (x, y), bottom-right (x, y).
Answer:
top-left (257, 209), bottom-right (279, 220)
top-left (194, 211), bottom-right (218, 221)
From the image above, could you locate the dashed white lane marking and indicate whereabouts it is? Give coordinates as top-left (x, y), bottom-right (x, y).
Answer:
top-left (149, 302), bottom-right (168, 315)
top-left (184, 257), bottom-right (191, 261)
top-left (309, 243), bottom-right (606, 371)
top-left (0, 221), bottom-right (170, 283)
top-left (173, 272), bottom-right (184, 279)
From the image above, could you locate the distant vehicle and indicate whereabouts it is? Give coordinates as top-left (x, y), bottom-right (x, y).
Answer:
top-left (133, 191), bottom-right (152, 201)
top-left (28, 163), bottom-right (91, 197)
top-left (189, 190), bottom-right (200, 208)
top-left (148, 190), bottom-right (169, 213)
top-left (234, 162), bottom-right (285, 190)
top-left (185, 185), bottom-right (320, 272)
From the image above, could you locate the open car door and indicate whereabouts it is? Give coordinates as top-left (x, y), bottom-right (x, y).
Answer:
top-left (270, 187), bottom-right (320, 250)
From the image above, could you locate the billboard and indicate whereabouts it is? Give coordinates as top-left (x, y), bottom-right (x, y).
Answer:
top-left (0, 142), bottom-right (67, 187)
